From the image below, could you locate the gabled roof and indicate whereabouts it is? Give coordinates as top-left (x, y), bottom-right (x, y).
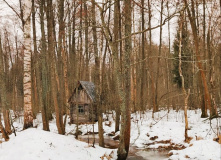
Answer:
top-left (68, 81), bottom-right (96, 103)
top-left (79, 81), bottom-right (96, 102)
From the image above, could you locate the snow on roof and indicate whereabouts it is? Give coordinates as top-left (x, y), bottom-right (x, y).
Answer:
top-left (79, 81), bottom-right (96, 102)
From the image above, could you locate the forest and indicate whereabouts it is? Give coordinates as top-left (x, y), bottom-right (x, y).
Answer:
top-left (0, 0), bottom-right (220, 160)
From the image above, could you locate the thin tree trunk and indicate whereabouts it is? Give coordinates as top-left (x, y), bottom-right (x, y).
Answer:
top-left (113, 0), bottom-right (120, 133)
top-left (118, 0), bottom-right (132, 159)
top-left (46, 0), bottom-right (65, 134)
top-left (39, 0), bottom-right (50, 131)
top-left (148, 0), bottom-right (156, 115)
top-left (70, 0), bottom-right (76, 91)
top-left (0, 37), bottom-right (12, 135)
top-left (57, 0), bottom-right (65, 116)
top-left (92, 0), bottom-right (104, 147)
top-left (140, 0), bottom-right (146, 111)
top-left (0, 119), bottom-right (9, 141)
top-left (166, 1), bottom-right (171, 111)
top-left (31, 0), bottom-right (39, 118)
top-left (3, 109), bottom-right (12, 134)
top-left (178, 13), bottom-right (190, 142)
top-left (23, 0), bottom-right (33, 129)
top-left (207, 27), bottom-right (218, 118)
top-left (155, 0), bottom-right (164, 113)
top-left (84, 0), bottom-right (89, 81)
top-left (79, 0), bottom-right (83, 80)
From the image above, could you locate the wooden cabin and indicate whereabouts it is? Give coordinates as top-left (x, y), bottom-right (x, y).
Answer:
top-left (68, 81), bottom-right (97, 124)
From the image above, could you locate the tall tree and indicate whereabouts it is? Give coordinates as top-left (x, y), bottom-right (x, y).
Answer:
top-left (178, 10), bottom-right (190, 142)
top-left (155, 0), bottom-right (164, 112)
top-left (140, 0), bottom-right (146, 111)
top-left (148, 0), bottom-right (156, 114)
top-left (0, 36), bottom-right (12, 135)
top-left (92, 0), bottom-right (104, 147)
top-left (46, 0), bottom-right (65, 134)
top-left (173, 17), bottom-right (192, 90)
top-left (117, 0), bottom-right (132, 159)
top-left (23, 0), bottom-right (33, 129)
top-left (184, 0), bottom-right (218, 118)
top-left (84, 0), bottom-right (89, 81)
top-left (39, 0), bottom-right (50, 131)
top-left (113, 0), bottom-right (120, 133)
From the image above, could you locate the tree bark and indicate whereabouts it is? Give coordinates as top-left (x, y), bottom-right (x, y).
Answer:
top-left (148, 0), bottom-right (156, 115)
top-left (23, 0), bottom-right (33, 129)
top-left (0, 120), bottom-right (9, 141)
top-left (46, 0), bottom-right (65, 134)
top-left (0, 37), bottom-right (12, 134)
top-left (178, 13), bottom-right (190, 142)
top-left (140, 0), bottom-right (146, 111)
top-left (92, 0), bottom-right (104, 147)
top-left (154, 0), bottom-right (164, 113)
top-left (118, 0), bottom-right (132, 159)
top-left (113, 0), bottom-right (120, 133)
top-left (84, 0), bottom-right (89, 81)
top-left (39, 0), bottom-right (50, 131)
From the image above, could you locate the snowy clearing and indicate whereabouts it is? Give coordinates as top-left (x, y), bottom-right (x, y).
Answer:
top-left (0, 128), bottom-right (117, 160)
top-left (0, 109), bottom-right (220, 160)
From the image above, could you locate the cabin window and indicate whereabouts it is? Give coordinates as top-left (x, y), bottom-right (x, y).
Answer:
top-left (78, 106), bottom-right (84, 114)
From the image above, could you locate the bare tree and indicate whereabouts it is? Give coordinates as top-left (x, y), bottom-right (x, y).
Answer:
top-left (23, 0), bottom-right (33, 129)
top-left (117, 0), bottom-right (132, 159)
top-left (178, 11), bottom-right (190, 142)
top-left (184, 0), bottom-right (218, 118)
top-left (92, 0), bottom-right (104, 147)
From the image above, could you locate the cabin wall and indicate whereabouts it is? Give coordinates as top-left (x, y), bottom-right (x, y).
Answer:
top-left (70, 103), bottom-right (97, 124)
top-left (71, 90), bottom-right (91, 104)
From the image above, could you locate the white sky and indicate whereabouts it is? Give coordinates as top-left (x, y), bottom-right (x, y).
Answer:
top-left (0, 0), bottom-right (178, 48)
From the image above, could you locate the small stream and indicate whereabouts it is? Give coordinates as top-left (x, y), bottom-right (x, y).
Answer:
top-left (78, 135), bottom-right (168, 160)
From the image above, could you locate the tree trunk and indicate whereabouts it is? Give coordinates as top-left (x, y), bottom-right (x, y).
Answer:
top-left (84, 0), bottom-right (89, 81)
top-left (57, 0), bottom-right (65, 116)
top-left (140, 0), bottom-right (146, 111)
top-left (70, 0), bottom-right (76, 91)
top-left (0, 37), bottom-right (12, 134)
top-left (39, 0), bottom-right (50, 131)
top-left (184, 0), bottom-right (217, 118)
top-left (113, 0), bottom-right (120, 133)
top-left (46, 0), bottom-right (65, 134)
top-left (155, 0), bottom-right (164, 113)
top-left (178, 13), bottom-right (190, 142)
top-left (148, 0), bottom-right (156, 115)
top-left (3, 109), bottom-right (12, 134)
top-left (23, 0), bottom-right (33, 129)
top-left (0, 119), bottom-right (9, 141)
top-left (118, 0), bottom-right (132, 159)
top-left (92, 0), bottom-right (104, 147)
top-left (31, 0), bottom-right (39, 118)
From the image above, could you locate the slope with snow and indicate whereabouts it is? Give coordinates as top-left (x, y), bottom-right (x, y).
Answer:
top-left (0, 128), bottom-right (116, 160)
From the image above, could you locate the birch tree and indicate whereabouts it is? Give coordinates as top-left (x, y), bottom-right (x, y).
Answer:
top-left (23, 0), bottom-right (33, 129)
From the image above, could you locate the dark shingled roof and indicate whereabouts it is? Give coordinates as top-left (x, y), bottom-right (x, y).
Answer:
top-left (79, 81), bottom-right (96, 102)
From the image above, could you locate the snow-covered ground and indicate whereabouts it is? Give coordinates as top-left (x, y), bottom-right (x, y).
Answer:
top-left (0, 128), bottom-right (116, 160)
top-left (127, 109), bottom-right (221, 160)
top-left (0, 109), bottom-right (220, 160)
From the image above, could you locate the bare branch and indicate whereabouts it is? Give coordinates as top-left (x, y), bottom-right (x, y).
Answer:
top-left (3, 0), bottom-right (22, 20)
